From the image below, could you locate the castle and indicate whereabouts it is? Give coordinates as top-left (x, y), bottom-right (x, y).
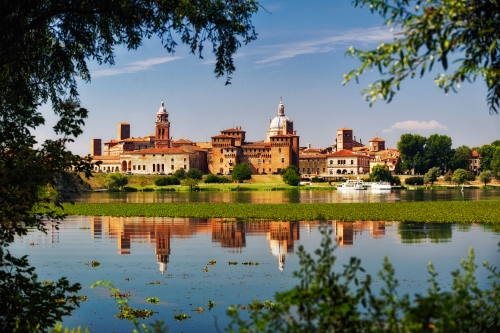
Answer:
top-left (89, 99), bottom-right (397, 177)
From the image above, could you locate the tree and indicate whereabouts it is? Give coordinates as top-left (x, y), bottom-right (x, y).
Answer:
top-left (0, 1), bottom-right (258, 330)
top-left (491, 147), bottom-right (500, 180)
top-left (450, 146), bottom-right (472, 171)
top-left (369, 164), bottom-right (392, 182)
top-left (479, 170), bottom-right (492, 187)
top-left (397, 134), bottom-right (428, 174)
top-left (426, 134), bottom-right (452, 172)
top-left (186, 168), bottom-right (203, 180)
top-left (106, 172), bottom-right (129, 191)
top-left (478, 144), bottom-right (496, 171)
top-left (443, 169), bottom-right (453, 183)
top-left (452, 169), bottom-right (468, 185)
top-left (344, 0), bottom-right (500, 114)
top-left (281, 165), bottom-right (301, 186)
top-left (424, 167), bottom-right (441, 186)
top-left (232, 163), bottom-right (252, 182)
top-left (183, 177), bottom-right (200, 191)
top-left (173, 168), bottom-right (187, 180)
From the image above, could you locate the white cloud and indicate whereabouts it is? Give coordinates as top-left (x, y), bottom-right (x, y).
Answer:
top-left (383, 120), bottom-right (448, 133)
top-left (92, 56), bottom-right (181, 78)
top-left (256, 27), bottom-right (393, 64)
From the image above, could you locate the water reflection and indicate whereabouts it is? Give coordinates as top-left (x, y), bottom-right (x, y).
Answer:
top-left (12, 217), bottom-right (500, 333)
top-left (74, 188), bottom-right (500, 204)
top-left (398, 222), bottom-right (452, 244)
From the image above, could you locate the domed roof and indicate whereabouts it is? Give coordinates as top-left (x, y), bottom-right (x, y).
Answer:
top-left (270, 115), bottom-right (289, 129)
top-left (157, 101), bottom-right (168, 114)
top-left (269, 97), bottom-right (289, 130)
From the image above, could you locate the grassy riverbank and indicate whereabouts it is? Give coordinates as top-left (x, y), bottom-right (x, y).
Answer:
top-left (47, 200), bottom-right (500, 223)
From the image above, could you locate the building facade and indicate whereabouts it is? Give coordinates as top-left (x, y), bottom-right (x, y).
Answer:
top-left (208, 98), bottom-right (299, 175)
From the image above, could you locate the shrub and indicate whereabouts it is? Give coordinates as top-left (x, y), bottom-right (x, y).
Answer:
top-left (204, 174), bottom-right (220, 183)
top-left (123, 186), bottom-right (137, 192)
top-left (186, 168), bottom-right (203, 180)
top-left (154, 176), bottom-right (180, 186)
top-left (311, 177), bottom-right (325, 183)
top-left (405, 176), bottom-right (424, 185)
top-left (226, 226), bottom-right (500, 333)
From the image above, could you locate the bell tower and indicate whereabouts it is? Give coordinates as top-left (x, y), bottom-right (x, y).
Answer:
top-left (155, 101), bottom-right (171, 148)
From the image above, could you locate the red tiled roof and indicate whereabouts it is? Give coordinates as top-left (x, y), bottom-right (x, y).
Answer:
top-left (370, 136), bottom-right (385, 142)
top-left (130, 148), bottom-right (188, 154)
top-left (327, 149), bottom-right (365, 157)
top-left (174, 138), bottom-right (194, 143)
top-left (221, 127), bottom-right (245, 133)
top-left (472, 150), bottom-right (481, 158)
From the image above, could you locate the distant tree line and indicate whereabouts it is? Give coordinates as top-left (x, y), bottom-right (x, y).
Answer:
top-left (396, 134), bottom-right (500, 182)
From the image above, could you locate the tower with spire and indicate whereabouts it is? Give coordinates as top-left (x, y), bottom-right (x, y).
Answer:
top-left (154, 101), bottom-right (171, 148)
top-left (266, 97), bottom-right (294, 141)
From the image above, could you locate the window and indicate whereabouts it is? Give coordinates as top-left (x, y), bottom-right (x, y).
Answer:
top-left (184, 158), bottom-right (186, 161)
top-left (329, 160), bottom-right (333, 165)
top-left (220, 149), bottom-right (223, 153)
top-left (329, 170), bottom-right (333, 174)
top-left (281, 158), bottom-right (284, 163)
top-left (133, 165), bottom-right (136, 170)
top-left (184, 165), bottom-right (186, 169)
top-left (143, 165), bottom-right (146, 170)
top-left (153, 164), bottom-right (156, 172)
top-left (220, 158), bottom-right (223, 163)
top-left (351, 160), bottom-right (354, 165)
top-left (278, 148), bottom-right (282, 153)
top-left (171, 158), bottom-right (174, 162)
top-left (258, 159), bottom-right (261, 164)
top-left (171, 165), bottom-right (174, 170)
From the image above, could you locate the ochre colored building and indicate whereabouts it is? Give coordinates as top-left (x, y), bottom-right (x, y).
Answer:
top-left (208, 98), bottom-right (299, 175)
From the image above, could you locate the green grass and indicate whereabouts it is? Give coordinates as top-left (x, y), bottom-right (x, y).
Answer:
top-left (44, 200), bottom-right (500, 223)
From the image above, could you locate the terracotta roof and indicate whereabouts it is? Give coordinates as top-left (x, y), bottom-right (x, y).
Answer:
top-left (130, 148), bottom-right (188, 154)
top-left (104, 139), bottom-right (119, 144)
top-left (369, 136), bottom-right (385, 142)
top-left (338, 127), bottom-right (352, 131)
top-left (221, 127), bottom-right (245, 133)
top-left (174, 138), bottom-right (194, 144)
top-left (195, 142), bottom-right (213, 149)
top-left (327, 149), bottom-right (366, 157)
top-left (211, 134), bottom-right (232, 139)
top-left (472, 150), bottom-right (481, 157)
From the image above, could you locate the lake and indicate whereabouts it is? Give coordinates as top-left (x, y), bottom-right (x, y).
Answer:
top-left (74, 187), bottom-right (500, 204)
top-left (11, 215), bottom-right (500, 332)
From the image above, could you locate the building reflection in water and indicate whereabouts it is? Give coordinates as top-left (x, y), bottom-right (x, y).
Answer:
top-left (335, 221), bottom-right (386, 246)
top-left (87, 218), bottom-right (407, 271)
top-left (90, 217), bottom-right (307, 272)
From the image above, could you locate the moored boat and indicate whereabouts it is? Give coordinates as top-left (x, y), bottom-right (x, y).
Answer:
top-left (336, 179), bottom-right (365, 190)
top-left (371, 182), bottom-right (391, 190)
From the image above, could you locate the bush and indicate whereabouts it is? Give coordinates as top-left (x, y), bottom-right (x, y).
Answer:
top-left (405, 176), bottom-right (424, 185)
top-left (311, 177), bottom-right (325, 183)
top-left (154, 176), bottom-right (180, 186)
top-left (232, 163), bottom-right (252, 182)
top-left (204, 174), bottom-right (231, 183)
top-left (173, 168), bottom-right (186, 180)
top-left (123, 186), bottom-right (137, 192)
top-left (186, 168), bottom-right (203, 180)
top-left (226, 225), bottom-right (500, 333)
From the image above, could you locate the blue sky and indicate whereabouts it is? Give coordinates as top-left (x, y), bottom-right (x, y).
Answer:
top-left (37, 1), bottom-right (500, 155)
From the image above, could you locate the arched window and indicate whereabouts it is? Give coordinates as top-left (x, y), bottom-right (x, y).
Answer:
top-left (329, 170), bottom-right (333, 174)
top-left (220, 158), bottom-right (223, 163)
top-left (329, 160), bottom-right (333, 165)
top-left (278, 148), bottom-right (281, 153)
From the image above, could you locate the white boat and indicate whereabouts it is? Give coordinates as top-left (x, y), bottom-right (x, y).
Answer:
top-left (371, 182), bottom-right (391, 190)
top-left (336, 179), bottom-right (365, 190)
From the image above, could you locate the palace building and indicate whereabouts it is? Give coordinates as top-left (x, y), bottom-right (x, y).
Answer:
top-left (208, 98), bottom-right (300, 175)
top-left (90, 101), bottom-right (207, 174)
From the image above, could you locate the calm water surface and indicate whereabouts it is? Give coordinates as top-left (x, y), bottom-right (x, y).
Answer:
top-left (75, 188), bottom-right (500, 204)
top-left (11, 217), bottom-right (500, 332)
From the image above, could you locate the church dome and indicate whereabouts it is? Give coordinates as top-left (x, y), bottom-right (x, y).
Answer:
top-left (269, 98), bottom-right (289, 130)
top-left (157, 101), bottom-right (168, 114)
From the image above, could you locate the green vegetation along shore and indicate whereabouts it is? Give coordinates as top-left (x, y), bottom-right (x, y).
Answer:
top-left (47, 200), bottom-right (500, 223)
